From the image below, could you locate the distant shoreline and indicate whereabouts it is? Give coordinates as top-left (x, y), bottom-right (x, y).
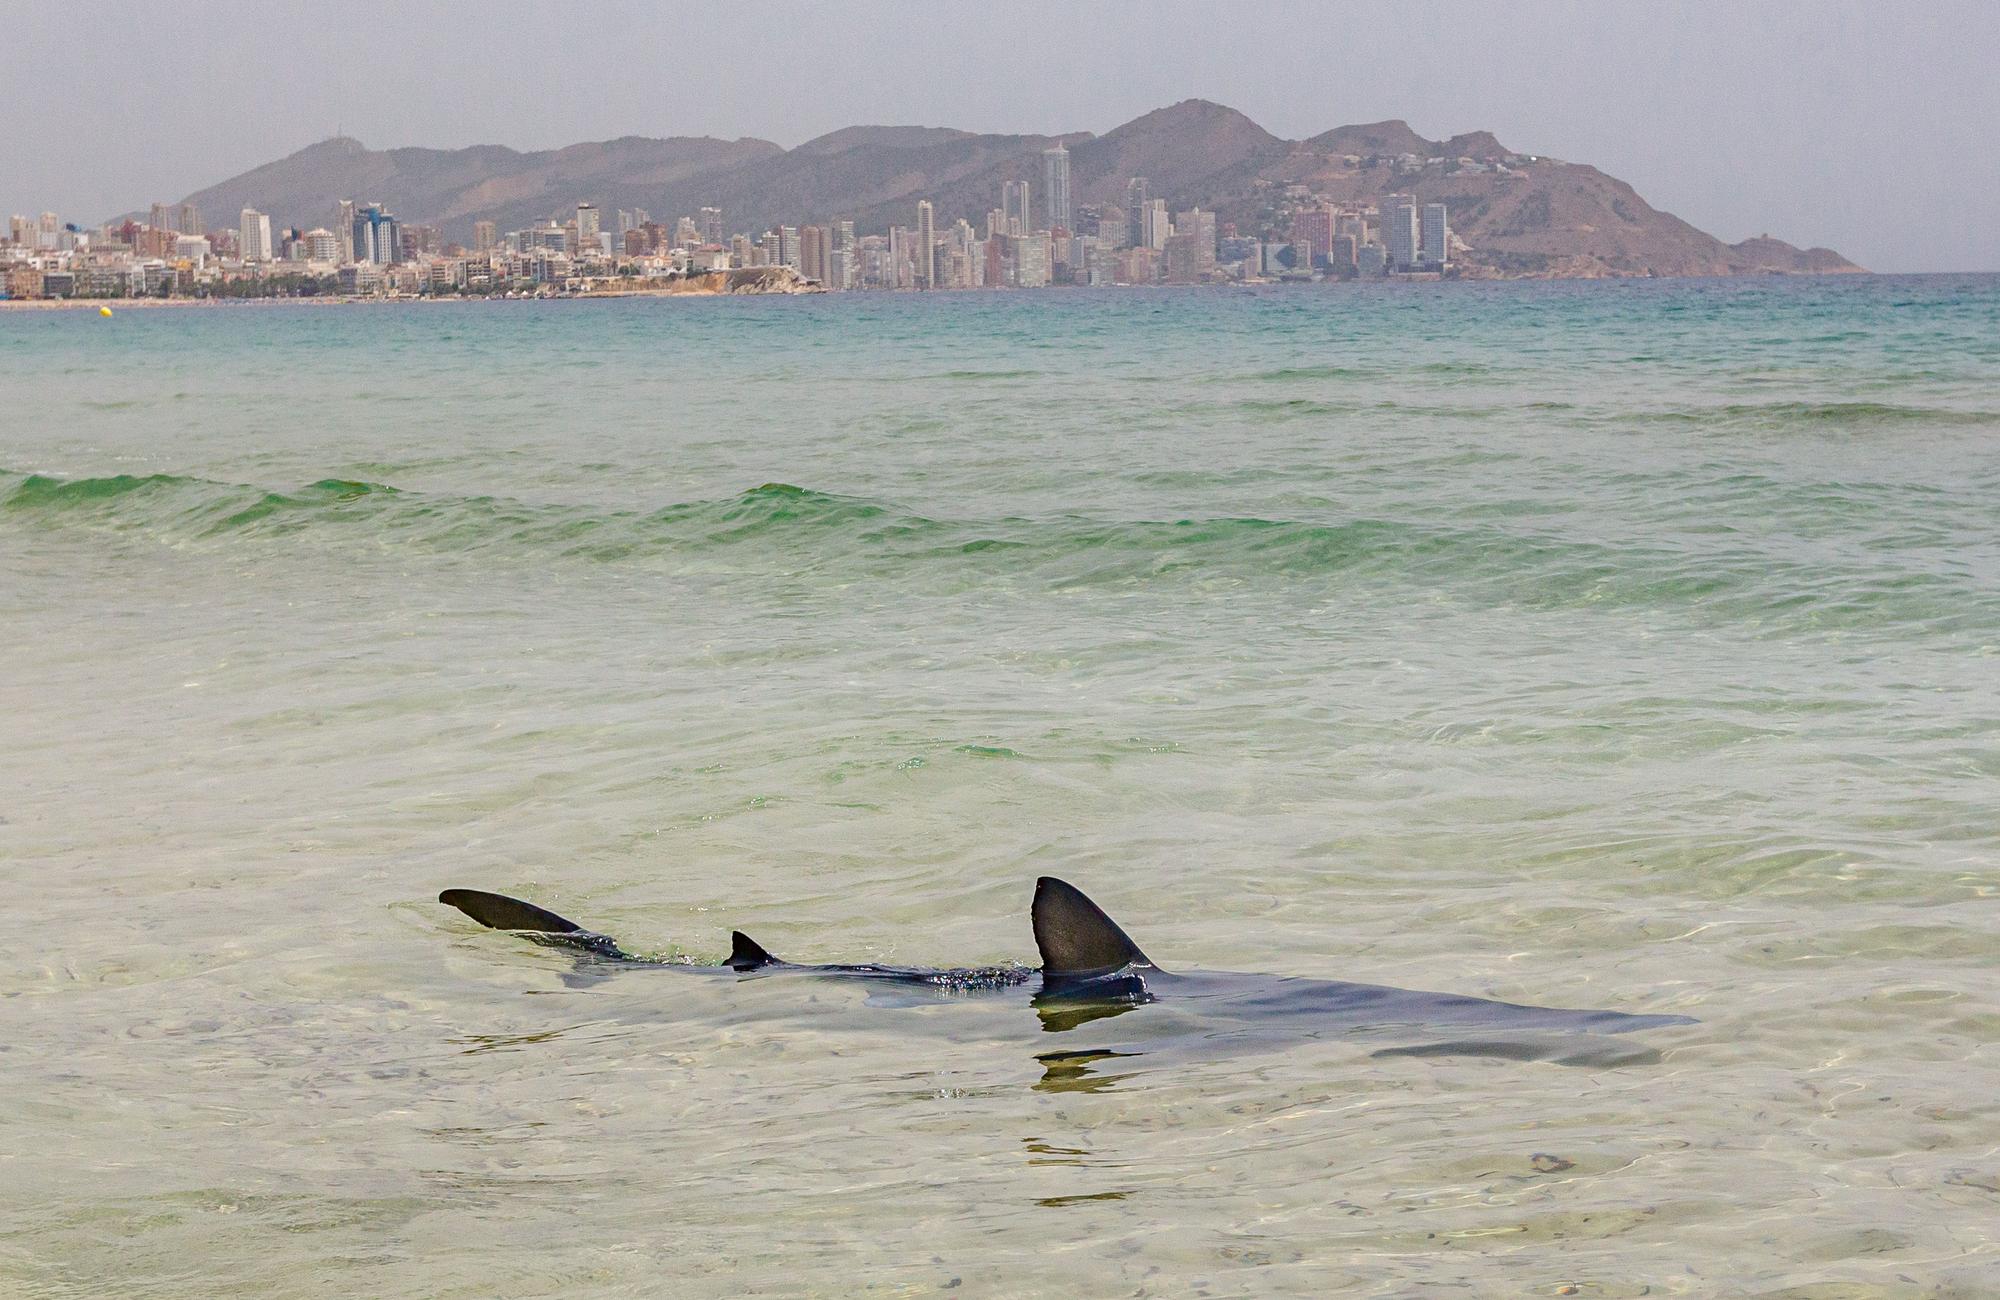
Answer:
top-left (1, 270), bottom-right (1912, 315)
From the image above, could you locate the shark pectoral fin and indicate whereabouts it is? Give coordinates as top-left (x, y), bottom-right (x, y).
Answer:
top-left (1372, 1036), bottom-right (1665, 1069)
top-left (440, 889), bottom-right (585, 934)
top-left (1032, 877), bottom-right (1154, 979)
top-left (728, 931), bottom-right (780, 971)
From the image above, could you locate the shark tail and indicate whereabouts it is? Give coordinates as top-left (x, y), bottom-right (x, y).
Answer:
top-left (438, 888), bottom-right (632, 960)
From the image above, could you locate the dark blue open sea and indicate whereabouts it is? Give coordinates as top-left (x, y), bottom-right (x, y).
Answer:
top-left (3, 275), bottom-right (1997, 1296)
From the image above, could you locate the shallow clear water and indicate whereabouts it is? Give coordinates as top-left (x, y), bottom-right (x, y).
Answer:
top-left (2, 277), bottom-right (1997, 1296)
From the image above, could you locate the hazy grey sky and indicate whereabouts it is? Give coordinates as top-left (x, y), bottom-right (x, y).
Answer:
top-left (4, 0), bottom-right (1993, 272)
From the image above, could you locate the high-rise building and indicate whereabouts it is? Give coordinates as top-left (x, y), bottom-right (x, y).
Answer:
top-left (473, 221), bottom-right (497, 252)
top-left (674, 216), bottom-right (700, 248)
top-left (150, 203), bottom-right (176, 233)
top-left (699, 207), bottom-right (723, 245)
top-left (179, 203), bottom-right (203, 237)
top-left (730, 233), bottom-right (752, 267)
top-left (778, 225), bottom-right (800, 269)
top-left (887, 225), bottom-right (910, 288)
top-left (1421, 203), bottom-right (1449, 268)
top-left (1289, 205), bottom-right (1336, 268)
top-left (8, 214), bottom-right (31, 245)
top-left (1003, 180), bottom-right (1031, 236)
top-left (336, 200), bottom-right (357, 262)
top-left (1142, 199), bottom-right (1170, 251)
top-left (238, 208), bottom-right (273, 261)
top-left (615, 210), bottom-right (635, 240)
top-left (1007, 232), bottom-right (1051, 287)
top-left (1175, 208), bottom-right (1216, 277)
top-left (1384, 196), bottom-right (1420, 270)
top-left (916, 200), bottom-right (935, 288)
top-left (351, 203), bottom-right (400, 264)
top-left (1125, 178), bottom-right (1149, 248)
top-left (1042, 144), bottom-right (1071, 234)
top-left (576, 204), bottom-right (600, 249)
top-left (402, 224), bottom-right (441, 259)
top-left (303, 228), bottom-right (340, 261)
top-left (800, 224), bottom-right (831, 284)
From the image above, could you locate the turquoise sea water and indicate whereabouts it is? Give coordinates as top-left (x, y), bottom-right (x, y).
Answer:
top-left (2, 276), bottom-right (1997, 1296)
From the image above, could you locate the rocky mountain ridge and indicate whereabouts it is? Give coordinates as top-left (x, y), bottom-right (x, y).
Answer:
top-left (153, 100), bottom-right (1860, 278)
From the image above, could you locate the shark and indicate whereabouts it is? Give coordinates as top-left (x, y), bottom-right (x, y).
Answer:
top-left (439, 877), bottom-right (1696, 1077)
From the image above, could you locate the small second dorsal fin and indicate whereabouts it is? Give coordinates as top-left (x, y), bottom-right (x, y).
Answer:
top-left (728, 931), bottom-right (780, 971)
top-left (1032, 877), bottom-right (1153, 979)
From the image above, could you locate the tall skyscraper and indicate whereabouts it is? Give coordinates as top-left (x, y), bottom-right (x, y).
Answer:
top-left (1176, 208), bottom-right (1217, 277)
top-left (473, 220), bottom-right (497, 252)
top-left (887, 225), bottom-right (912, 288)
top-left (1003, 180), bottom-right (1032, 236)
top-left (1142, 199), bottom-right (1170, 251)
top-left (239, 208), bottom-right (273, 261)
top-left (699, 207), bottom-right (723, 245)
top-left (336, 200), bottom-right (357, 262)
top-left (150, 203), bottom-right (176, 233)
top-left (351, 204), bottom-right (399, 264)
top-left (1384, 196), bottom-right (1420, 270)
top-left (179, 203), bottom-right (203, 237)
top-left (916, 200), bottom-right (935, 288)
top-left (1421, 203), bottom-right (1450, 267)
top-left (576, 204), bottom-right (600, 253)
top-left (1042, 144), bottom-right (1071, 233)
top-left (800, 224), bottom-right (831, 284)
top-left (1125, 178), bottom-right (1149, 248)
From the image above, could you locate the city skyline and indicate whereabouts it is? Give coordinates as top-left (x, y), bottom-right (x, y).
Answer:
top-left (0, 164), bottom-right (1458, 302)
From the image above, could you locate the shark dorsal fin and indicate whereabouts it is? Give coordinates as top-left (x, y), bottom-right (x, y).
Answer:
top-left (1033, 877), bottom-right (1152, 978)
top-left (729, 931), bottom-right (779, 971)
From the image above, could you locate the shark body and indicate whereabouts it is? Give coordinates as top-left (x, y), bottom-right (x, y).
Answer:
top-left (439, 878), bottom-right (1694, 1073)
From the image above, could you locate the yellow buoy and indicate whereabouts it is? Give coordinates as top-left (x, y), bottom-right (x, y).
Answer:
top-left (99, 306), bottom-right (113, 317)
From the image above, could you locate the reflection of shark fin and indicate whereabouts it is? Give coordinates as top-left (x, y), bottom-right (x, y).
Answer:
top-left (1032, 877), bottom-right (1153, 978)
top-left (1034, 1048), bottom-right (1144, 1094)
top-left (728, 931), bottom-right (780, 971)
top-left (1034, 993), bottom-right (1144, 1033)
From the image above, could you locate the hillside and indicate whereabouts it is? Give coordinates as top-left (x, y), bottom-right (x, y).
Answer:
top-left (168, 134), bottom-right (782, 241)
top-left (146, 102), bottom-right (1861, 278)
